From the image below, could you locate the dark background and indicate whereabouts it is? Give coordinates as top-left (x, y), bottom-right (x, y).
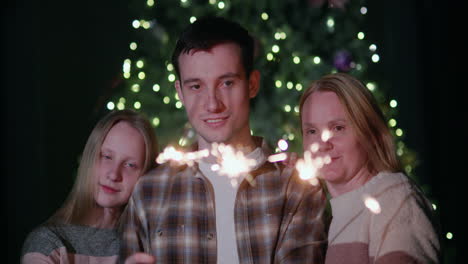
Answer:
top-left (5, 0), bottom-right (457, 262)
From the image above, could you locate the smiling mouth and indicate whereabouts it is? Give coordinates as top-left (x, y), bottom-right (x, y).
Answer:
top-left (206, 118), bottom-right (226, 123)
top-left (204, 116), bottom-right (228, 126)
top-left (101, 184), bottom-right (119, 193)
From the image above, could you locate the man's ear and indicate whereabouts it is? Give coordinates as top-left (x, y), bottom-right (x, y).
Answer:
top-left (248, 70), bottom-right (261, 98)
top-left (175, 80), bottom-right (184, 104)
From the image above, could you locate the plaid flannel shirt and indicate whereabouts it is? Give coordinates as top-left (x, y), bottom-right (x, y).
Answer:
top-left (119, 148), bottom-right (327, 263)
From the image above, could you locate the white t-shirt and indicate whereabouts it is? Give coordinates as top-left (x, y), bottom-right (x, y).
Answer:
top-left (198, 147), bottom-right (266, 264)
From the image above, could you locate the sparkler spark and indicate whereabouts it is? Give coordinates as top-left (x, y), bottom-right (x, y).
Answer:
top-left (156, 146), bottom-right (209, 166)
top-left (267, 153), bottom-right (288, 163)
top-left (321, 129), bottom-right (333, 142)
top-left (363, 195), bottom-right (381, 214)
top-left (155, 143), bottom-right (258, 187)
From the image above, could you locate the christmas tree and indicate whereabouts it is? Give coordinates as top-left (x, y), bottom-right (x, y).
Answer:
top-left (107, 0), bottom-right (416, 177)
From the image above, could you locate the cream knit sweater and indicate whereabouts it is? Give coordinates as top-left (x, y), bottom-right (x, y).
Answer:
top-left (325, 172), bottom-right (440, 264)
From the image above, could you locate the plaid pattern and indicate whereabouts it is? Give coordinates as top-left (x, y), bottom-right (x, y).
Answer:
top-left (119, 154), bottom-right (327, 263)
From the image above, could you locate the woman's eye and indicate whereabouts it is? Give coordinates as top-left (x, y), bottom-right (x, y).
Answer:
top-left (306, 129), bottom-right (317, 135)
top-left (190, 84), bottom-right (200, 90)
top-left (101, 153), bottom-right (111, 160)
top-left (334, 125), bottom-right (345, 132)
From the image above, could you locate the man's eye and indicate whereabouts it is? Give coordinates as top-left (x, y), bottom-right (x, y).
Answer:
top-left (224, 80), bottom-right (234, 87)
top-left (190, 84), bottom-right (200, 90)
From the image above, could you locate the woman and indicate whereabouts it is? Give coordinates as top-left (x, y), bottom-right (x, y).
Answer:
top-left (299, 73), bottom-right (440, 263)
top-left (22, 109), bottom-right (158, 263)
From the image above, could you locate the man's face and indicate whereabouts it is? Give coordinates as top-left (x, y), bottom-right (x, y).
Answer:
top-left (175, 43), bottom-right (259, 150)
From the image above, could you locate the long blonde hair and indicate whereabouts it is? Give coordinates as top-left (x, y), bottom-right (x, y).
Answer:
top-left (48, 109), bottom-right (158, 225)
top-left (299, 73), bottom-right (401, 174)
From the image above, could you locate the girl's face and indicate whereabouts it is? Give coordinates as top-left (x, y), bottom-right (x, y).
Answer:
top-left (94, 121), bottom-right (145, 209)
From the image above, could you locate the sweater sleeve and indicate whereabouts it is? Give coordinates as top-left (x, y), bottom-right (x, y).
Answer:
top-left (373, 190), bottom-right (441, 264)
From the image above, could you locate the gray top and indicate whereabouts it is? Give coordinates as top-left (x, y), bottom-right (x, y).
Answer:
top-left (22, 224), bottom-right (119, 257)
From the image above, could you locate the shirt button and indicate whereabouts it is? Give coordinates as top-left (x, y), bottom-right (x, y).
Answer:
top-left (207, 233), bottom-right (214, 240)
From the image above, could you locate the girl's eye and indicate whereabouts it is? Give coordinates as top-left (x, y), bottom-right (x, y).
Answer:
top-left (126, 162), bottom-right (137, 169)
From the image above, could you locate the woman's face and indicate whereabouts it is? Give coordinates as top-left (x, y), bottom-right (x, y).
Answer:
top-left (94, 121), bottom-right (145, 209)
top-left (301, 91), bottom-right (368, 190)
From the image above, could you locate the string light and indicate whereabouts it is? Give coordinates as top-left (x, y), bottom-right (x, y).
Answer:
top-left (152, 117), bottom-right (160, 127)
top-left (275, 80), bottom-right (282, 88)
top-left (372, 54), bottom-right (380, 63)
top-left (166, 63), bottom-right (174, 71)
top-left (390, 99), bottom-right (398, 108)
top-left (284, 105), bottom-right (291, 112)
top-left (130, 42), bottom-right (137, 50)
top-left (117, 102), bottom-right (125, 110)
top-left (168, 74), bottom-right (176, 82)
top-left (142, 21), bottom-right (151, 29)
top-left (313, 56), bottom-right (321, 64)
top-left (147, 0), bottom-right (154, 7)
top-left (261, 12), bottom-right (269, 20)
top-left (123, 59), bottom-right (131, 74)
top-left (132, 20), bottom-right (141, 29)
top-left (266, 53), bottom-right (274, 61)
top-left (138, 72), bottom-right (146, 80)
top-left (217, 1), bottom-right (225, 9)
top-left (295, 83), bottom-right (303, 91)
top-left (294, 105), bottom-right (299, 113)
top-left (152, 84), bottom-right (160, 92)
top-left (360, 6), bottom-right (368, 15)
top-left (190, 16), bottom-right (197, 23)
top-left (366, 82), bottom-right (376, 91)
top-left (136, 60), bottom-right (144, 68)
top-left (446, 232), bottom-right (453, 240)
top-left (326, 17), bottom-right (335, 31)
top-left (287, 82), bottom-right (293, 89)
top-left (357, 32), bottom-right (365, 40)
top-left (131, 84), bottom-right (140, 93)
top-left (395, 128), bottom-right (403, 137)
top-left (163, 96), bottom-right (171, 104)
top-left (272, 45), bottom-right (280, 53)
top-left (107, 102), bottom-right (115, 110)
top-left (134, 101), bottom-right (141, 109)
top-left (293, 56), bottom-right (301, 64)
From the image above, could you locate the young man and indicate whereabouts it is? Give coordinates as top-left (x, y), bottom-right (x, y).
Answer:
top-left (120, 16), bottom-right (327, 264)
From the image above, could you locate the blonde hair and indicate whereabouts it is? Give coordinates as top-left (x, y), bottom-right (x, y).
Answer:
top-left (299, 73), bottom-right (401, 174)
top-left (48, 109), bottom-right (158, 226)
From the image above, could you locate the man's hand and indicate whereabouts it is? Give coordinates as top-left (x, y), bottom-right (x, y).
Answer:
top-left (125, 253), bottom-right (155, 264)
